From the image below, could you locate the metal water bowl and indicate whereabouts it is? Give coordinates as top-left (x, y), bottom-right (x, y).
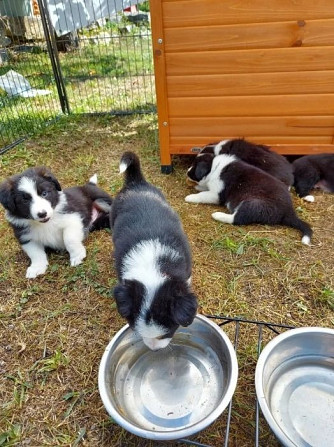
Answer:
top-left (98, 314), bottom-right (238, 441)
top-left (255, 327), bottom-right (334, 447)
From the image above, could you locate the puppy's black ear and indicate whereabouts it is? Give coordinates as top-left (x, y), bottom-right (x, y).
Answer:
top-left (0, 180), bottom-right (16, 213)
top-left (38, 167), bottom-right (62, 191)
top-left (113, 283), bottom-right (133, 318)
top-left (113, 280), bottom-right (145, 320)
top-left (172, 291), bottom-right (198, 327)
top-left (194, 159), bottom-right (212, 180)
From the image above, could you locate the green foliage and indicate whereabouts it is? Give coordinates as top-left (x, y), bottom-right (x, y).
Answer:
top-left (318, 286), bottom-right (334, 310)
top-left (5, 372), bottom-right (32, 409)
top-left (0, 424), bottom-right (21, 446)
top-left (211, 229), bottom-right (290, 263)
top-left (138, 1), bottom-right (150, 12)
top-left (33, 350), bottom-right (69, 374)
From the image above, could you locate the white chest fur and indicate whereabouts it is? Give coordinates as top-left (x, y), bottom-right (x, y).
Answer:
top-left (27, 212), bottom-right (83, 249)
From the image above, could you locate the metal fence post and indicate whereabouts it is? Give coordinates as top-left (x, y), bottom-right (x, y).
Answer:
top-left (37, 0), bottom-right (70, 114)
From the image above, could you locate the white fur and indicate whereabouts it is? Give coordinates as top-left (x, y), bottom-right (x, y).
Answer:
top-left (185, 191), bottom-right (220, 204)
top-left (18, 177), bottom-right (53, 221)
top-left (303, 195), bottom-right (315, 203)
top-left (21, 241), bottom-right (49, 278)
top-left (214, 139), bottom-right (230, 156)
top-left (122, 239), bottom-right (182, 350)
top-left (122, 239), bottom-right (180, 288)
top-left (89, 174), bottom-right (98, 184)
top-left (212, 211), bottom-right (236, 224)
top-left (7, 190), bottom-right (87, 278)
top-left (119, 161), bottom-right (128, 174)
top-left (185, 154), bottom-right (236, 204)
top-left (301, 235), bottom-right (311, 246)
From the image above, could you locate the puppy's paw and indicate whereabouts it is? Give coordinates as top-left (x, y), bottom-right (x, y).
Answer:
top-left (70, 247), bottom-right (86, 267)
top-left (302, 195), bottom-right (315, 203)
top-left (185, 194), bottom-right (200, 203)
top-left (212, 212), bottom-right (234, 224)
top-left (26, 263), bottom-right (48, 279)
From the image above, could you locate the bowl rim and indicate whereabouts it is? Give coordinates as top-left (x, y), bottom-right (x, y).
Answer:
top-left (255, 326), bottom-right (334, 447)
top-left (98, 313), bottom-right (238, 440)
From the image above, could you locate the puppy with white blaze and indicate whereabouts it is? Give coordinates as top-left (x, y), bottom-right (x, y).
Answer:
top-left (0, 167), bottom-right (112, 278)
top-left (186, 153), bottom-right (313, 245)
top-left (192, 138), bottom-right (294, 187)
top-left (111, 151), bottom-right (198, 351)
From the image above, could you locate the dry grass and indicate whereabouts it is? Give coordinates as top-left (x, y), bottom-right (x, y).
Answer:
top-left (0, 115), bottom-right (333, 447)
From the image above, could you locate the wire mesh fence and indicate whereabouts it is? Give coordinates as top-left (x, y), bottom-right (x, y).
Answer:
top-left (0, 0), bottom-right (155, 153)
top-left (0, 0), bottom-right (61, 152)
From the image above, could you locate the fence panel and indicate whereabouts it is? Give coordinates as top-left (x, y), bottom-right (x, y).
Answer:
top-left (0, 0), bottom-right (62, 152)
top-left (0, 0), bottom-right (155, 153)
top-left (50, 0), bottom-right (156, 115)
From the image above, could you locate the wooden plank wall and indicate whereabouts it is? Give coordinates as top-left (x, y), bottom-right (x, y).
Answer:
top-left (150, 0), bottom-right (334, 166)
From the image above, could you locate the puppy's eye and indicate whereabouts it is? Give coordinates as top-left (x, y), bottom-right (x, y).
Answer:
top-left (41, 191), bottom-right (48, 198)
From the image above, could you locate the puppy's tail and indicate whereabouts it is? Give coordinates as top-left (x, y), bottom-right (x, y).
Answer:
top-left (282, 213), bottom-right (313, 245)
top-left (83, 175), bottom-right (113, 226)
top-left (89, 174), bottom-right (98, 185)
top-left (119, 151), bottom-right (146, 186)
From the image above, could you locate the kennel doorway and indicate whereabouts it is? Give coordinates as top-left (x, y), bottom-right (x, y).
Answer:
top-left (150, 0), bottom-right (334, 172)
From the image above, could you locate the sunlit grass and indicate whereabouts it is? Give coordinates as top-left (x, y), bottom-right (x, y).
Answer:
top-left (1, 25), bottom-right (155, 150)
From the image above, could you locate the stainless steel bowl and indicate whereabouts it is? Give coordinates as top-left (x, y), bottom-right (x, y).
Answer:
top-left (98, 314), bottom-right (238, 440)
top-left (255, 327), bottom-right (334, 447)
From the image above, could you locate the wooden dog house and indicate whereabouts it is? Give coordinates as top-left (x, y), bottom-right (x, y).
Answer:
top-left (150, 0), bottom-right (334, 172)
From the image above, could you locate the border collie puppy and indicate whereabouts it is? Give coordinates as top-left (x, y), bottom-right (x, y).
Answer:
top-left (110, 151), bottom-right (197, 351)
top-left (292, 154), bottom-right (334, 202)
top-left (191, 138), bottom-right (294, 187)
top-left (186, 153), bottom-right (312, 245)
top-left (0, 166), bottom-right (112, 278)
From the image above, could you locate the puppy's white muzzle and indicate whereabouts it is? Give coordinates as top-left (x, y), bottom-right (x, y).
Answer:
top-left (142, 336), bottom-right (172, 351)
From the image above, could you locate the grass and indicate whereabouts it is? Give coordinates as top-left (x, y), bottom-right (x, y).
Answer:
top-left (0, 20), bottom-right (155, 150)
top-left (0, 114), bottom-right (333, 446)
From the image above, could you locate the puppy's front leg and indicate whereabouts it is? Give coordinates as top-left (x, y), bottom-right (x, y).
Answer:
top-left (194, 184), bottom-right (209, 192)
top-left (63, 226), bottom-right (86, 267)
top-left (21, 241), bottom-right (48, 278)
top-left (185, 191), bottom-right (219, 204)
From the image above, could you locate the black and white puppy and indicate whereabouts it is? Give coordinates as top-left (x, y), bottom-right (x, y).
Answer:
top-left (186, 153), bottom-right (312, 245)
top-left (292, 153), bottom-right (334, 202)
top-left (111, 151), bottom-right (197, 351)
top-left (192, 138), bottom-right (294, 187)
top-left (0, 166), bottom-right (112, 278)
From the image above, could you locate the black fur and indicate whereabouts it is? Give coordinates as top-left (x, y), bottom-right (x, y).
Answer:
top-left (110, 151), bottom-right (197, 349)
top-left (0, 167), bottom-right (60, 219)
top-left (0, 166), bottom-right (112, 278)
top-left (292, 154), bottom-right (334, 198)
top-left (187, 153), bottom-right (312, 244)
top-left (193, 138), bottom-right (294, 187)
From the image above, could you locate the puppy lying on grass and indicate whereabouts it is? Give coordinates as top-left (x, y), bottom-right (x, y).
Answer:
top-left (0, 166), bottom-right (112, 278)
top-left (186, 152), bottom-right (312, 245)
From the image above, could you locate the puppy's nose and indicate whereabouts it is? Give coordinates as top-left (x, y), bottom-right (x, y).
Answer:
top-left (37, 211), bottom-right (47, 219)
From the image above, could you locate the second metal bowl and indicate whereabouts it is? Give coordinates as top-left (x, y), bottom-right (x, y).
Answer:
top-left (255, 327), bottom-right (334, 447)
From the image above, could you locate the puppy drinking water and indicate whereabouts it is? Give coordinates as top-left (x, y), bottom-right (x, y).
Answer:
top-left (110, 152), bottom-right (198, 350)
